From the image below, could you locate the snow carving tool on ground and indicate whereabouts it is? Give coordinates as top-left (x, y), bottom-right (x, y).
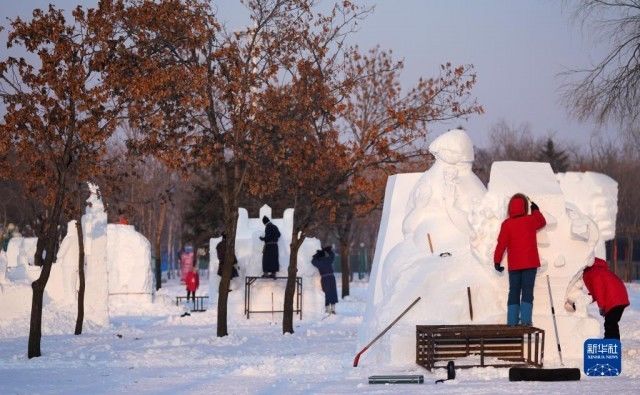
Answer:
top-left (509, 367), bottom-right (580, 382)
top-left (368, 375), bottom-right (424, 384)
top-left (353, 297), bottom-right (421, 367)
top-left (546, 274), bottom-right (564, 366)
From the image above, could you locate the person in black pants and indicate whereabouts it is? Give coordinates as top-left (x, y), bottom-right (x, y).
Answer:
top-left (311, 246), bottom-right (338, 314)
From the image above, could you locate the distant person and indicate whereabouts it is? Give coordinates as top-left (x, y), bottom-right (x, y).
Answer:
top-left (493, 194), bottom-right (546, 326)
top-left (312, 246), bottom-right (338, 314)
top-left (1, 223), bottom-right (19, 252)
top-left (185, 264), bottom-right (200, 304)
top-left (216, 233), bottom-right (238, 278)
top-left (565, 257), bottom-right (630, 339)
top-left (259, 216), bottom-right (280, 278)
top-left (117, 211), bottom-right (129, 225)
top-left (179, 245), bottom-right (195, 283)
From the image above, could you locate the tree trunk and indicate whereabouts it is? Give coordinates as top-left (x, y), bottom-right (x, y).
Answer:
top-left (340, 239), bottom-right (351, 299)
top-left (283, 233), bottom-right (304, 334)
top-left (167, 216), bottom-right (174, 280)
top-left (216, 204), bottom-right (238, 337)
top-left (154, 202), bottom-right (167, 290)
top-left (626, 235), bottom-right (633, 282)
top-left (28, 190), bottom-right (63, 358)
top-left (74, 220), bottom-right (85, 335)
top-left (337, 211), bottom-right (354, 299)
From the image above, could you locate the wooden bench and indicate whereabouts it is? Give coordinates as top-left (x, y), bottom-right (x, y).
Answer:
top-left (175, 296), bottom-right (208, 312)
top-left (416, 324), bottom-right (544, 371)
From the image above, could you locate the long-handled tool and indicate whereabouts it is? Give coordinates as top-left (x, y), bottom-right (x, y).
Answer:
top-left (546, 275), bottom-right (564, 366)
top-left (353, 297), bottom-right (421, 367)
top-left (427, 234), bottom-right (434, 254)
top-left (467, 287), bottom-right (473, 321)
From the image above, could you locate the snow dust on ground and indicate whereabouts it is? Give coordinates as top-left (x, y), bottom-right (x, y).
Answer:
top-left (1, 278), bottom-right (639, 394)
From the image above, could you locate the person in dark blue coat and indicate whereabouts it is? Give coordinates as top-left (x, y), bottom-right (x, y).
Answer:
top-left (259, 216), bottom-right (280, 278)
top-left (312, 245), bottom-right (338, 314)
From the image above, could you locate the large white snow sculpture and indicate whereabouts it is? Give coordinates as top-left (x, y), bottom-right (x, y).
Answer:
top-left (209, 204), bottom-right (325, 320)
top-left (359, 129), bottom-right (618, 367)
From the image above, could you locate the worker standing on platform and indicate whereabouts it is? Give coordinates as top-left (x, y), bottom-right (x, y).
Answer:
top-left (259, 216), bottom-right (280, 278)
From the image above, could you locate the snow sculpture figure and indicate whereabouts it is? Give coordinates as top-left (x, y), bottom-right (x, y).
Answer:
top-left (360, 129), bottom-right (618, 367)
top-left (364, 129), bottom-right (501, 366)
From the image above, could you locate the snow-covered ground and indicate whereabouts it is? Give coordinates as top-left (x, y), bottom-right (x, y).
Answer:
top-left (0, 278), bottom-right (639, 394)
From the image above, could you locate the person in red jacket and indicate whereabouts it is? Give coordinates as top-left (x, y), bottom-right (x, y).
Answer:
top-left (565, 257), bottom-right (630, 339)
top-left (185, 264), bottom-right (200, 304)
top-left (494, 193), bottom-right (547, 326)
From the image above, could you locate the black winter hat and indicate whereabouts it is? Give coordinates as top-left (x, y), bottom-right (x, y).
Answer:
top-left (262, 216), bottom-right (270, 224)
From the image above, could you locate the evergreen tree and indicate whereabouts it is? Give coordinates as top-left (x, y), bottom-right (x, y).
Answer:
top-left (537, 138), bottom-right (570, 173)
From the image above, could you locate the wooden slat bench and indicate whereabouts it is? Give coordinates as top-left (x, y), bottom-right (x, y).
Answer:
top-left (416, 324), bottom-right (544, 371)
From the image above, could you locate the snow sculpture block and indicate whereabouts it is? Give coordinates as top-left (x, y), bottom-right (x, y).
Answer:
top-left (107, 224), bottom-right (153, 313)
top-left (82, 183), bottom-right (110, 326)
top-left (209, 205), bottom-right (324, 320)
top-left (557, 172), bottom-right (618, 258)
top-left (365, 173), bottom-right (421, 316)
top-left (47, 220), bottom-right (82, 306)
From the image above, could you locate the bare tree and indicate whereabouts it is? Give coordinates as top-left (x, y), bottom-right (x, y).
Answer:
top-left (564, 0), bottom-right (640, 139)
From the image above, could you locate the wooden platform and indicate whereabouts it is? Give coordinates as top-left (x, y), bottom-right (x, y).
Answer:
top-left (416, 324), bottom-right (544, 371)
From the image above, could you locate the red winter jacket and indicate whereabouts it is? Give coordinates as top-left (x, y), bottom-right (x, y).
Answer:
top-left (185, 270), bottom-right (200, 292)
top-left (493, 194), bottom-right (546, 271)
top-left (583, 258), bottom-right (629, 314)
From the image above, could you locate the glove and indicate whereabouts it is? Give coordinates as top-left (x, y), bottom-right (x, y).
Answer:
top-left (564, 300), bottom-right (576, 313)
top-left (494, 263), bottom-right (504, 273)
top-left (530, 201), bottom-right (539, 212)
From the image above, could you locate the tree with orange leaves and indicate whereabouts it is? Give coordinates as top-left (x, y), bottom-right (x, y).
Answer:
top-left (107, 0), bottom-right (331, 337)
top-left (0, 3), bottom-right (123, 357)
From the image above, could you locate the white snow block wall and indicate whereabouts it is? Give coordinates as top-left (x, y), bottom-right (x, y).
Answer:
top-left (359, 129), bottom-right (617, 367)
top-left (47, 220), bottom-right (82, 306)
top-left (107, 224), bottom-right (153, 314)
top-left (82, 184), bottom-right (111, 325)
top-left (209, 205), bottom-right (324, 320)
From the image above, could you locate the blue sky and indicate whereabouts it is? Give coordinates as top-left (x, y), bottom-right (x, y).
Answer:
top-left (1, 0), bottom-right (613, 148)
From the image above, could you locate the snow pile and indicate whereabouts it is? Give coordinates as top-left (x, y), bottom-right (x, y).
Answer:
top-left (360, 129), bottom-right (618, 367)
top-left (209, 205), bottom-right (325, 320)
